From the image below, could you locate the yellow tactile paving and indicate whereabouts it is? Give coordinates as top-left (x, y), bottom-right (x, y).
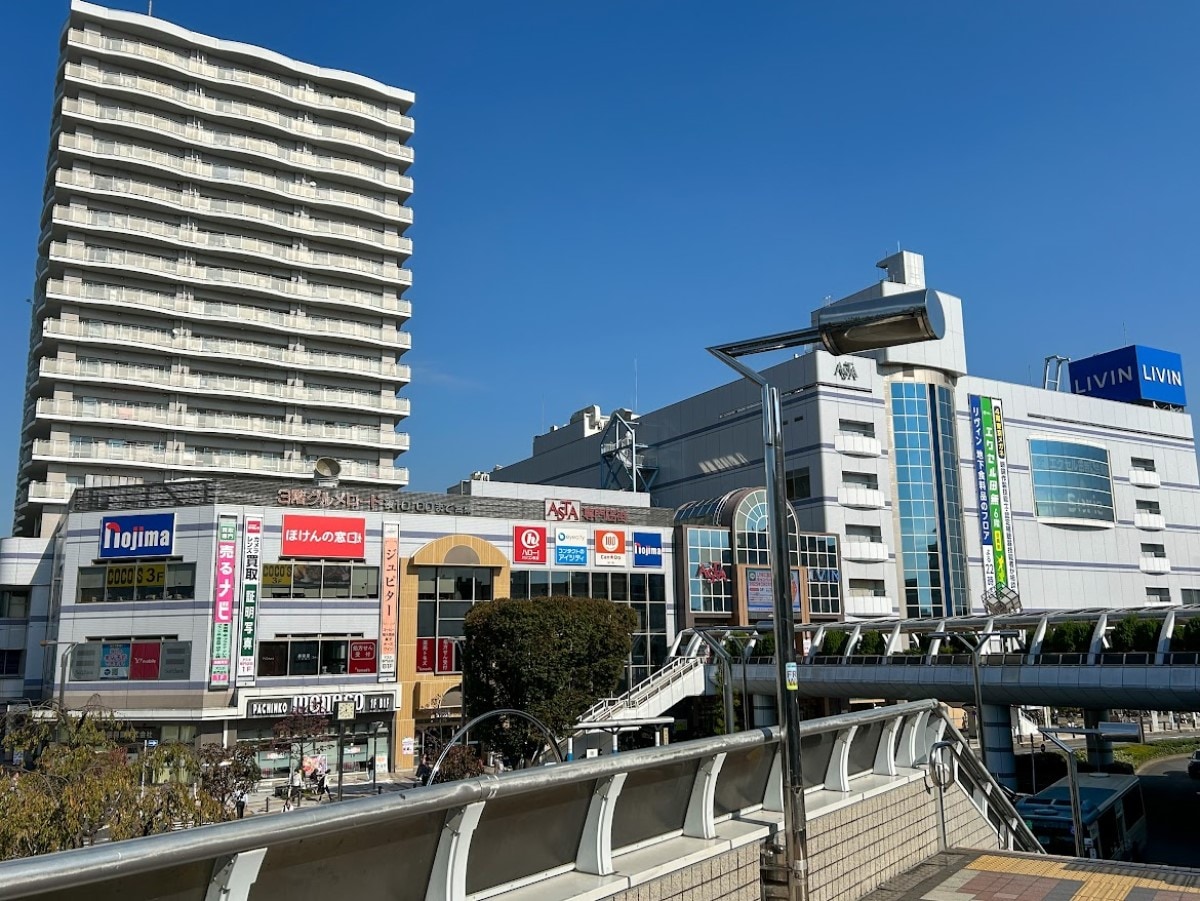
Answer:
top-left (964, 854), bottom-right (1200, 898)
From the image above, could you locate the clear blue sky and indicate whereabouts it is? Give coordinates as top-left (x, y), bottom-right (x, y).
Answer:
top-left (2, 2), bottom-right (1198, 523)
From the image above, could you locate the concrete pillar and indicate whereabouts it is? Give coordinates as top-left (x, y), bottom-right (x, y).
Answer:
top-left (982, 703), bottom-right (1017, 789)
top-left (1084, 709), bottom-right (1114, 767)
top-left (1151, 710), bottom-right (1160, 732)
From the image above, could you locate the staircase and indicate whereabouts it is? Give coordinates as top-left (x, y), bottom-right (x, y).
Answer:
top-left (580, 656), bottom-right (708, 722)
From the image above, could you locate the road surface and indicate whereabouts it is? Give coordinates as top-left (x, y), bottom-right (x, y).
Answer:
top-left (1139, 754), bottom-right (1200, 866)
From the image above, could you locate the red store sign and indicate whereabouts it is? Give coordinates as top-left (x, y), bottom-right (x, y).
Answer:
top-left (348, 640), bottom-right (377, 675)
top-left (437, 638), bottom-right (457, 674)
top-left (513, 526), bottom-right (547, 564)
top-left (416, 638), bottom-right (435, 674)
top-left (281, 515), bottom-right (366, 559)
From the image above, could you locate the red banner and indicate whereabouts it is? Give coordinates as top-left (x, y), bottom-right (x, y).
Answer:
top-left (348, 639), bottom-right (377, 674)
top-left (416, 638), bottom-right (435, 673)
top-left (513, 525), bottom-right (547, 564)
top-left (130, 642), bottom-right (161, 680)
top-left (281, 515), bottom-right (366, 559)
top-left (437, 638), bottom-right (457, 674)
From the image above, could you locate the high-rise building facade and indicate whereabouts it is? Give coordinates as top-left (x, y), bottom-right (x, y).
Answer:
top-left (16, 1), bottom-right (414, 537)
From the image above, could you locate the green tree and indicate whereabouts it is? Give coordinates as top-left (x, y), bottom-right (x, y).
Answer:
top-left (1042, 621), bottom-right (1093, 653)
top-left (1173, 619), bottom-right (1200, 652)
top-left (272, 711), bottom-right (331, 802)
top-left (858, 631), bottom-right (886, 656)
top-left (463, 596), bottom-right (636, 764)
top-left (196, 741), bottom-right (262, 809)
top-left (819, 630), bottom-right (847, 657)
top-left (1109, 615), bottom-right (1159, 653)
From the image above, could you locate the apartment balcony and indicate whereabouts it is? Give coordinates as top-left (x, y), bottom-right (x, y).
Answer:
top-left (840, 540), bottom-right (890, 563)
top-left (1139, 556), bottom-right (1171, 575)
top-left (38, 358), bottom-right (409, 415)
top-left (57, 134), bottom-right (410, 224)
top-left (43, 280), bottom-right (412, 341)
top-left (1129, 469), bottom-right (1161, 488)
top-left (32, 440), bottom-right (407, 482)
top-left (46, 242), bottom-right (407, 313)
top-left (65, 62), bottom-right (410, 163)
top-left (845, 594), bottom-right (894, 618)
top-left (68, 29), bottom-right (415, 135)
top-left (26, 481), bottom-right (77, 503)
top-left (62, 97), bottom-right (408, 192)
top-left (1134, 512), bottom-right (1166, 531)
top-left (51, 206), bottom-right (407, 285)
top-left (837, 485), bottom-right (886, 510)
top-left (834, 433), bottom-right (882, 458)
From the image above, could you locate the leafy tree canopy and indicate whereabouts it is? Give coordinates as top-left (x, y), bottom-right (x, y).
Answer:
top-left (462, 596), bottom-right (636, 763)
top-left (1042, 621), bottom-right (1093, 653)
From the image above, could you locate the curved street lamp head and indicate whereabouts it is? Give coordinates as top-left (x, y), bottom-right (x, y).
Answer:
top-left (813, 288), bottom-right (945, 356)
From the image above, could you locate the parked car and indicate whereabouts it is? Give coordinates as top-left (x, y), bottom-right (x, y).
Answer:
top-left (1187, 750), bottom-right (1200, 779)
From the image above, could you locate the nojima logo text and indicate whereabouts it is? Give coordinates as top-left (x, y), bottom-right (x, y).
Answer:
top-left (99, 514), bottom-right (176, 559)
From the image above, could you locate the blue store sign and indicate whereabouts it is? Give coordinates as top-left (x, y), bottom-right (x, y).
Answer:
top-left (1069, 345), bottom-right (1186, 407)
top-left (632, 532), bottom-right (663, 567)
top-left (99, 513), bottom-right (176, 559)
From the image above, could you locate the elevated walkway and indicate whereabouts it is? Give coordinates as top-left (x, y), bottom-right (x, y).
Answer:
top-left (0, 700), bottom-right (1039, 901)
top-left (579, 655), bottom-right (708, 722)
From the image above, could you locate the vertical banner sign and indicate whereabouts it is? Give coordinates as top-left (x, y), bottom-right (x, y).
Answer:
top-left (991, 399), bottom-right (1018, 590)
top-left (209, 515), bottom-right (238, 689)
top-left (379, 523), bottom-right (399, 683)
top-left (235, 517), bottom-right (262, 686)
top-left (970, 395), bottom-right (1016, 593)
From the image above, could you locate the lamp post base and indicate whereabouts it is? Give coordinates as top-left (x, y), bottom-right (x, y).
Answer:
top-left (760, 840), bottom-right (804, 900)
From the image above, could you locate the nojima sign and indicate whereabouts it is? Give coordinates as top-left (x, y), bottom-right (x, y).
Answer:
top-left (99, 513), bottom-right (175, 559)
top-left (1069, 345), bottom-right (1186, 407)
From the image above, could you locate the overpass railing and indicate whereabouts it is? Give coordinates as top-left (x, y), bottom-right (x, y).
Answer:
top-left (0, 699), bottom-right (1039, 901)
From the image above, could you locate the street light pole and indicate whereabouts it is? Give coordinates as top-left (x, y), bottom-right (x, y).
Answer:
top-left (1039, 731), bottom-right (1085, 858)
top-left (929, 630), bottom-right (1019, 772)
top-left (39, 640), bottom-right (79, 713)
top-left (707, 286), bottom-right (944, 901)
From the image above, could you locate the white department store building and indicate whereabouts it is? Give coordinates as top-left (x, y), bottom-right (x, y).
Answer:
top-left (17, 0), bottom-right (414, 538)
top-left (489, 251), bottom-right (1200, 619)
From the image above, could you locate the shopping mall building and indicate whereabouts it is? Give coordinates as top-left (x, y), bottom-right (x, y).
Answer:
top-left (0, 476), bottom-right (850, 772)
top-left (488, 251), bottom-right (1200, 621)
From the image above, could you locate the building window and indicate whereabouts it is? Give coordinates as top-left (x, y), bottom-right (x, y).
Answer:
top-left (1146, 587), bottom-right (1171, 604)
top-left (415, 567), bottom-right (496, 673)
top-left (842, 471), bottom-right (879, 490)
top-left (686, 527), bottom-right (733, 613)
top-left (262, 562), bottom-right (379, 598)
top-left (0, 591), bottom-right (29, 618)
top-left (1140, 543), bottom-right (1167, 559)
top-left (845, 525), bottom-right (882, 543)
top-left (1182, 589), bottom-right (1200, 605)
top-left (849, 579), bottom-right (887, 598)
top-left (786, 467), bottom-right (811, 501)
top-left (256, 636), bottom-right (358, 677)
top-left (1136, 500), bottom-right (1161, 515)
top-left (797, 533), bottom-right (841, 616)
top-left (734, 489), bottom-right (801, 568)
top-left (66, 638), bottom-right (190, 681)
top-left (839, 420), bottom-right (875, 438)
top-left (507, 570), bottom-right (669, 688)
top-left (1029, 439), bottom-right (1115, 523)
top-left (76, 563), bottom-right (196, 603)
top-left (891, 382), bottom-right (969, 618)
top-left (0, 650), bottom-right (22, 676)
top-left (1131, 457), bottom-right (1157, 473)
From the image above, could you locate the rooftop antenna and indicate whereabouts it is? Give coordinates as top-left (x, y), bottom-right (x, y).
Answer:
top-left (634, 357), bottom-right (638, 412)
top-left (147, 1), bottom-right (153, 14)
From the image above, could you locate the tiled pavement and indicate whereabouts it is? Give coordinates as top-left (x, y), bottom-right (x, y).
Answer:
top-left (863, 850), bottom-right (1200, 901)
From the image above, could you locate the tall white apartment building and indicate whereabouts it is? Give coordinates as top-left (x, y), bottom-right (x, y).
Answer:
top-left (16, 1), bottom-right (414, 538)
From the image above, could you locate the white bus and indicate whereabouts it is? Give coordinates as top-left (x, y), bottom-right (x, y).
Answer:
top-left (1015, 772), bottom-right (1148, 861)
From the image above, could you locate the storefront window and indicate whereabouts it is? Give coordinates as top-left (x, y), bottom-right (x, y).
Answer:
top-left (415, 567), bottom-right (499, 674)
top-left (687, 527), bottom-right (733, 613)
top-left (76, 562), bottom-right (196, 603)
top-left (257, 641), bottom-right (289, 677)
top-left (320, 639), bottom-right (348, 675)
top-left (289, 640), bottom-right (320, 676)
top-left (257, 636), bottom-right (365, 677)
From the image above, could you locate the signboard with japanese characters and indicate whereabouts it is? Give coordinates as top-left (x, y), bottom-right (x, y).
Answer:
top-left (349, 639), bottom-right (377, 675)
top-left (378, 522), bottom-right (399, 682)
top-left (594, 529), bottom-right (626, 566)
top-left (969, 395), bottom-right (1017, 594)
top-left (235, 516), bottom-right (262, 687)
top-left (281, 515), bottom-right (367, 559)
top-left (553, 527), bottom-right (588, 566)
top-left (209, 515), bottom-right (238, 689)
top-left (512, 525), bottom-right (547, 564)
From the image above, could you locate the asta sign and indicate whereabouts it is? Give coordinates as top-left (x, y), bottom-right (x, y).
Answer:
top-left (99, 513), bottom-right (175, 559)
top-left (1069, 345), bottom-right (1186, 407)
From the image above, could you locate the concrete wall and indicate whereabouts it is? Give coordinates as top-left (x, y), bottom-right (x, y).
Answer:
top-left (608, 843), bottom-right (761, 901)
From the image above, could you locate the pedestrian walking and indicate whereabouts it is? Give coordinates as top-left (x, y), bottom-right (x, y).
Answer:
top-left (289, 768), bottom-right (302, 804)
top-left (233, 787), bottom-right (247, 819)
top-left (282, 798), bottom-right (293, 812)
top-left (316, 770), bottom-right (329, 802)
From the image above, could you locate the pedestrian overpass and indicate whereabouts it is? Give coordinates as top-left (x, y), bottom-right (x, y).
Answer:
top-left (0, 700), bottom-right (1039, 901)
top-left (581, 606), bottom-right (1200, 787)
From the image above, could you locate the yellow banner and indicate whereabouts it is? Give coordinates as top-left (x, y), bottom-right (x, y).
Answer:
top-left (106, 563), bottom-right (166, 588)
top-left (262, 563), bottom-right (293, 586)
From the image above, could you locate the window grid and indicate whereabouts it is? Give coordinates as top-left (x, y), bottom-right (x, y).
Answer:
top-left (688, 527), bottom-right (733, 613)
top-left (1029, 439), bottom-right (1116, 523)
